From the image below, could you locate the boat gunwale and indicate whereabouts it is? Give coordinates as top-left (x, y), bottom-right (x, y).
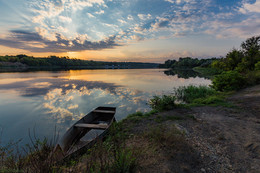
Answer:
top-left (54, 106), bottom-right (116, 161)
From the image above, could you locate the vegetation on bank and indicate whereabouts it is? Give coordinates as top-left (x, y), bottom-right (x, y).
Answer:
top-left (161, 36), bottom-right (260, 91)
top-left (0, 55), bottom-right (159, 69)
top-left (212, 36), bottom-right (260, 91)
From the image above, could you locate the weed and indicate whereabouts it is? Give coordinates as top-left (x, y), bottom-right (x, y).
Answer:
top-left (0, 127), bottom-right (59, 173)
top-left (173, 85), bottom-right (233, 107)
top-left (174, 85), bottom-right (217, 104)
top-left (111, 148), bottom-right (136, 173)
top-left (148, 95), bottom-right (176, 111)
top-left (71, 123), bottom-right (137, 173)
top-left (21, 128), bottom-right (59, 173)
top-left (0, 139), bottom-right (23, 173)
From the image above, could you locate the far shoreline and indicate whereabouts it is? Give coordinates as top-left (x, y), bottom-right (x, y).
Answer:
top-left (0, 65), bottom-right (162, 72)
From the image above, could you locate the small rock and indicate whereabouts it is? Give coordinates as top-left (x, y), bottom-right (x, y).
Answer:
top-left (201, 168), bottom-right (206, 172)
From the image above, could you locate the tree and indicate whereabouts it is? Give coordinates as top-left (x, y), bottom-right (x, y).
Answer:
top-left (241, 36), bottom-right (260, 53)
top-left (225, 49), bottom-right (244, 70)
top-left (241, 36), bottom-right (260, 70)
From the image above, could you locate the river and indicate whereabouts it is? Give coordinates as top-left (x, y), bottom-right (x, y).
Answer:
top-left (0, 69), bottom-right (211, 145)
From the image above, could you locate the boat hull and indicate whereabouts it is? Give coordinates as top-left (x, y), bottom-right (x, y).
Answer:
top-left (53, 106), bottom-right (116, 161)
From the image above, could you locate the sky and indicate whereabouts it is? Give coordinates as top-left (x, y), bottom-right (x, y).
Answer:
top-left (0, 0), bottom-right (260, 62)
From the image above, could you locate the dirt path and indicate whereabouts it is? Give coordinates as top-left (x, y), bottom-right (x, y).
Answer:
top-left (176, 85), bottom-right (260, 172)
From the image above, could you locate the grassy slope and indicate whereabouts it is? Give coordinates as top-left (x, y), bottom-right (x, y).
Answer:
top-left (63, 110), bottom-right (202, 173)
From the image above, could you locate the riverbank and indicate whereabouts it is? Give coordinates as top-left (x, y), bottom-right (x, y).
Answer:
top-left (62, 85), bottom-right (260, 172)
top-left (1, 85), bottom-right (259, 172)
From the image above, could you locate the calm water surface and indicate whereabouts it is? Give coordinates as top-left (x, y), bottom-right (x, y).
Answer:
top-left (0, 69), bottom-right (211, 145)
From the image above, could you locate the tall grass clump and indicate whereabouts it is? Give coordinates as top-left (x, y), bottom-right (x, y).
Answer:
top-left (0, 128), bottom-right (59, 173)
top-left (148, 95), bottom-right (176, 111)
top-left (74, 123), bottom-right (137, 173)
top-left (0, 139), bottom-right (23, 172)
top-left (174, 85), bottom-right (217, 103)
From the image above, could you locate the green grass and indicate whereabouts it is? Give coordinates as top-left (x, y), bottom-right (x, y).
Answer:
top-left (144, 85), bottom-right (233, 113)
top-left (173, 85), bottom-right (233, 107)
top-left (174, 85), bottom-right (217, 103)
top-left (148, 95), bottom-right (176, 111)
top-left (125, 110), bottom-right (159, 123)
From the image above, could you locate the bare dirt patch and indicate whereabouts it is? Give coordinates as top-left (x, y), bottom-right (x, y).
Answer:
top-left (174, 85), bottom-right (260, 172)
top-left (127, 85), bottom-right (260, 172)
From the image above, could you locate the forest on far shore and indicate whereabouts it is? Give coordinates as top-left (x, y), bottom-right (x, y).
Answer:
top-left (0, 55), bottom-right (158, 69)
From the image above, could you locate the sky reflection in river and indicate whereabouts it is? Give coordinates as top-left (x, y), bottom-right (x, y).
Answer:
top-left (0, 69), bottom-right (211, 144)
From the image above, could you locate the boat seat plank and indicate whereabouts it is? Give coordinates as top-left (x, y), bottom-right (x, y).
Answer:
top-left (74, 123), bottom-right (108, 129)
top-left (92, 110), bottom-right (115, 114)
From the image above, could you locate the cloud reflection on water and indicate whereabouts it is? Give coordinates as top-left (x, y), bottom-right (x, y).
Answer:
top-left (0, 76), bottom-right (150, 125)
top-left (0, 69), bottom-right (212, 144)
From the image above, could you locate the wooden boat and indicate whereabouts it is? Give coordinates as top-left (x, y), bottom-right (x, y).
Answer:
top-left (53, 106), bottom-right (116, 161)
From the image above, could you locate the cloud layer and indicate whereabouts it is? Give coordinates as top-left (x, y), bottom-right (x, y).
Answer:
top-left (0, 0), bottom-right (259, 55)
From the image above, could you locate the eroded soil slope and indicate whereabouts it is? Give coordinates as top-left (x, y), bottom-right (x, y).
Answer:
top-left (177, 85), bottom-right (260, 172)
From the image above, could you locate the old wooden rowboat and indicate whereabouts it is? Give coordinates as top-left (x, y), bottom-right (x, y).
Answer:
top-left (53, 106), bottom-right (116, 161)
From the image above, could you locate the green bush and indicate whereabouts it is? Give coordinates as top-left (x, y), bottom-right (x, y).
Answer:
top-left (212, 71), bottom-right (246, 91)
top-left (174, 85), bottom-right (216, 103)
top-left (255, 61), bottom-right (260, 70)
top-left (148, 95), bottom-right (176, 111)
top-left (245, 70), bottom-right (260, 85)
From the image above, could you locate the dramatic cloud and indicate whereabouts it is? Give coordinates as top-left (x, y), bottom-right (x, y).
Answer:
top-left (0, 0), bottom-right (259, 58)
top-left (239, 0), bottom-right (260, 14)
top-left (0, 30), bottom-right (119, 52)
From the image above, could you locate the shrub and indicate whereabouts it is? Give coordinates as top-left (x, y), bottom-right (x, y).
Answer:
top-left (245, 70), bottom-right (260, 85)
top-left (174, 85), bottom-right (216, 103)
top-left (148, 95), bottom-right (176, 111)
top-left (255, 61), bottom-right (260, 70)
top-left (212, 71), bottom-right (246, 91)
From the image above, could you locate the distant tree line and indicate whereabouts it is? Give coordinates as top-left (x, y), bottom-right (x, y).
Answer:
top-left (0, 55), bottom-right (159, 68)
top-left (159, 57), bottom-right (217, 69)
